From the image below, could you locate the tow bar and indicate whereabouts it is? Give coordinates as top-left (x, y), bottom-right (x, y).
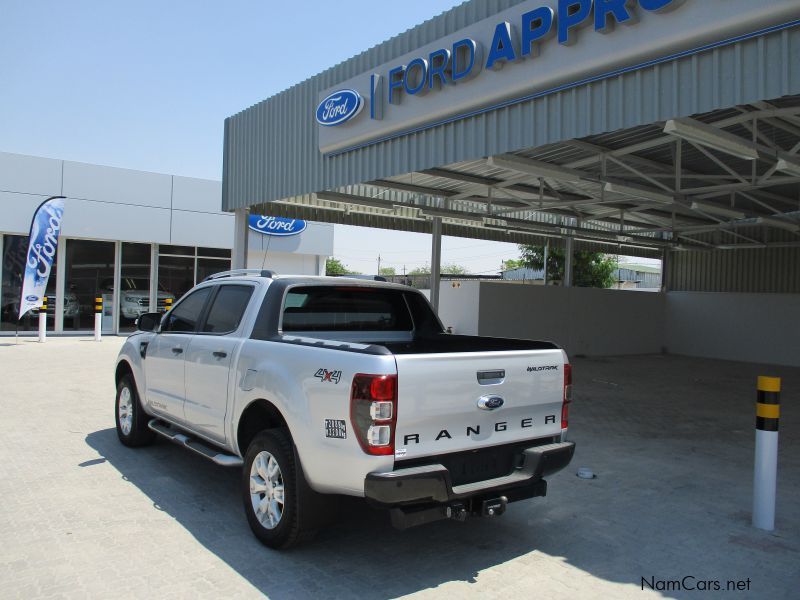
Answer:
top-left (481, 496), bottom-right (508, 517)
top-left (390, 496), bottom-right (510, 529)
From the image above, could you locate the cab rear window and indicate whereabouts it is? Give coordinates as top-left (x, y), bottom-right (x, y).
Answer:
top-left (281, 286), bottom-right (413, 332)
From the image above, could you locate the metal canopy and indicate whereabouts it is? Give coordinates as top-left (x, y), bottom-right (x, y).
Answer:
top-left (252, 96), bottom-right (800, 257)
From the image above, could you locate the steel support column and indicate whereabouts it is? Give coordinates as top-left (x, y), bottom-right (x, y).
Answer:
top-left (233, 208), bottom-right (249, 269)
top-left (54, 236), bottom-right (66, 333)
top-left (430, 217), bottom-right (442, 313)
top-left (564, 237), bottom-right (574, 287)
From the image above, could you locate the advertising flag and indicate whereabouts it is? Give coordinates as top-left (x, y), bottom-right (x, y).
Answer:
top-left (18, 196), bottom-right (65, 320)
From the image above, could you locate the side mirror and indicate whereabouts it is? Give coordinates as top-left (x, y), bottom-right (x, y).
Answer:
top-left (136, 312), bottom-right (162, 332)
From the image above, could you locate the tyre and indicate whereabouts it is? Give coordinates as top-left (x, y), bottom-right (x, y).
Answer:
top-left (115, 374), bottom-right (155, 447)
top-left (242, 429), bottom-right (319, 549)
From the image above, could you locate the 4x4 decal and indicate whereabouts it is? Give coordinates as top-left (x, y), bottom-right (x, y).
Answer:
top-left (314, 368), bottom-right (342, 384)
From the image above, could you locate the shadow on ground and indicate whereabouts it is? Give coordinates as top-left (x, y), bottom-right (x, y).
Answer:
top-left (85, 355), bottom-right (800, 598)
top-left (86, 427), bottom-right (611, 598)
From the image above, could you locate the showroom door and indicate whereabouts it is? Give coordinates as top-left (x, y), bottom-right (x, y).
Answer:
top-left (64, 240), bottom-right (115, 333)
top-left (145, 286), bottom-right (212, 424)
top-left (184, 284), bottom-right (254, 444)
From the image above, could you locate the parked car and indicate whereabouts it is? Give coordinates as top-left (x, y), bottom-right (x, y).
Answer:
top-left (114, 270), bottom-right (575, 548)
top-left (101, 278), bottom-right (176, 319)
top-left (1, 283), bottom-right (79, 321)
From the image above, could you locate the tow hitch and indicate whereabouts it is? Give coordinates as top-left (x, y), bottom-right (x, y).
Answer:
top-left (390, 496), bottom-right (510, 530)
top-left (481, 496), bottom-right (507, 517)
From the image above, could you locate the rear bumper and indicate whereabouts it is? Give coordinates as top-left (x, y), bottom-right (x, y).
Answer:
top-left (364, 441), bottom-right (575, 506)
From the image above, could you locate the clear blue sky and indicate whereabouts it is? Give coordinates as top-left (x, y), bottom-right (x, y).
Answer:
top-left (0, 1), bottom-right (649, 274)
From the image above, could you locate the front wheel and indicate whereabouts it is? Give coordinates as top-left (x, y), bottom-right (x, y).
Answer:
top-left (242, 429), bottom-right (317, 549)
top-left (115, 374), bottom-right (155, 447)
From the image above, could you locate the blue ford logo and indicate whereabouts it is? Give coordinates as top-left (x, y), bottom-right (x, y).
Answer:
top-left (315, 89), bottom-right (363, 126)
top-left (248, 215), bottom-right (307, 237)
top-left (25, 295), bottom-right (38, 302)
top-left (477, 395), bottom-right (505, 411)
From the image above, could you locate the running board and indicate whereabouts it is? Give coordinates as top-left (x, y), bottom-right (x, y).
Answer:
top-left (148, 419), bottom-right (243, 467)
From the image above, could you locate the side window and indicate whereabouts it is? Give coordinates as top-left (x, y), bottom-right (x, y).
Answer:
top-left (161, 287), bottom-right (212, 333)
top-left (201, 285), bottom-right (254, 334)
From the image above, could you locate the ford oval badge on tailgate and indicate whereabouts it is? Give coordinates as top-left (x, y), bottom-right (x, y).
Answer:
top-left (478, 395), bottom-right (505, 410)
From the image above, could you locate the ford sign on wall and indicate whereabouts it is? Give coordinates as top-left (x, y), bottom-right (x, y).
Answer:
top-left (248, 215), bottom-right (307, 236)
top-left (315, 89), bottom-right (363, 126)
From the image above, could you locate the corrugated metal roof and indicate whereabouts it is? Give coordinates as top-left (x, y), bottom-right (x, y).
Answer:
top-left (224, 6), bottom-right (800, 213)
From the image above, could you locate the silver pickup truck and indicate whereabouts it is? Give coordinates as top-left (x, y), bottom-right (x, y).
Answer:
top-left (114, 270), bottom-right (575, 548)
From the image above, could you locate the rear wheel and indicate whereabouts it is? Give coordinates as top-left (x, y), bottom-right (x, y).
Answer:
top-left (115, 374), bottom-right (155, 447)
top-left (242, 429), bottom-right (318, 549)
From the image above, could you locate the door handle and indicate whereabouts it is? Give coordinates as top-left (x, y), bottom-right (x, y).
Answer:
top-left (171, 347), bottom-right (183, 354)
top-left (212, 351), bottom-right (227, 358)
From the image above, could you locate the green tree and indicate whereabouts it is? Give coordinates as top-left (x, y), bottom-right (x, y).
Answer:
top-left (502, 258), bottom-right (525, 271)
top-left (378, 266), bottom-right (396, 277)
top-left (441, 264), bottom-right (468, 275)
top-left (325, 257), bottom-right (360, 276)
top-left (518, 245), bottom-right (617, 288)
top-left (408, 264), bottom-right (431, 275)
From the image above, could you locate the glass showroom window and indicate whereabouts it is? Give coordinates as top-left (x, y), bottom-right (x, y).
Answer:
top-left (157, 246), bottom-right (231, 312)
top-left (158, 246), bottom-right (194, 312)
top-left (197, 246), bottom-right (232, 283)
top-left (117, 242), bottom-right (152, 333)
top-left (1, 234), bottom-right (57, 332)
top-left (64, 240), bottom-right (115, 332)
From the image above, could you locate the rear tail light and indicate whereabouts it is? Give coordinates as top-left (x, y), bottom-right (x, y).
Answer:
top-left (351, 374), bottom-right (397, 456)
top-left (562, 363), bottom-right (572, 429)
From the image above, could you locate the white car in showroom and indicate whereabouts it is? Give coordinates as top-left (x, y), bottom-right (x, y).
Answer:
top-left (104, 278), bottom-right (176, 319)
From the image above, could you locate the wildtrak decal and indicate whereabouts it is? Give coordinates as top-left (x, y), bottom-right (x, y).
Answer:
top-left (527, 365), bottom-right (559, 372)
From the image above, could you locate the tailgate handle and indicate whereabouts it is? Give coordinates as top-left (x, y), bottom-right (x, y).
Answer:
top-left (477, 370), bottom-right (505, 385)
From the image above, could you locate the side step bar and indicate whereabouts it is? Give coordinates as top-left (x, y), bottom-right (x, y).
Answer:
top-left (148, 419), bottom-right (243, 467)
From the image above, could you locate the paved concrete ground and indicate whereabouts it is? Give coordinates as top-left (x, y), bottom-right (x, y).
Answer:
top-left (0, 337), bottom-right (798, 599)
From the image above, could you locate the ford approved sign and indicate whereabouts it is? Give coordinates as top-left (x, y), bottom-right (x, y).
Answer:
top-left (315, 89), bottom-right (363, 126)
top-left (248, 215), bottom-right (307, 236)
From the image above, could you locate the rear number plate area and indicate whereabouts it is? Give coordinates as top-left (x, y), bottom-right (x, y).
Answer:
top-left (445, 447), bottom-right (517, 486)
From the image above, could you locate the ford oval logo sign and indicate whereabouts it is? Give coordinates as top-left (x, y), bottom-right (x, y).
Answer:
top-left (248, 215), bottom-right (307, 237)
top-left (316, 89), bottom-right (363, 126)
top-left (25, 295), bottom-right (39, 302)
top-left (477, 395), bottom-right (505, 411)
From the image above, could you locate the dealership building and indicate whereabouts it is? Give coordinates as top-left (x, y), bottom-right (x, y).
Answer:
top-left (0, 151), bottom-right (332, 335)
top-left (222, 0), bottom-right (800, 366)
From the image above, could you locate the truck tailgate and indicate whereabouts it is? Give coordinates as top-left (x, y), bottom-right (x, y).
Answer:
top-left (393, 348), bottom-right (566, 461)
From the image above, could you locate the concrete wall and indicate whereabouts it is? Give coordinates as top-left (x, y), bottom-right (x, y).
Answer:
top-left (665, 292), bottom-right (800, 367)
top-left (438, 280), bottom-right (799, 367)
top-left (475, 281), bottom-right (665, 357)
top-left (438, 280), bottom-right (481, 335)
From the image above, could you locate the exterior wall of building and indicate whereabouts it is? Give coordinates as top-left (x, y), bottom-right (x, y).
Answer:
top-left (0, 152), bottom-right (332, 335)
top-left (0, 152), bottom-right (232, 246)
top-left (664, 292), bottom-right (800, 367)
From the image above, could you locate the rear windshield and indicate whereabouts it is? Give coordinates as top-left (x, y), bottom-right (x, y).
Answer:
top-left (281, 286), bottom-right (414, 332)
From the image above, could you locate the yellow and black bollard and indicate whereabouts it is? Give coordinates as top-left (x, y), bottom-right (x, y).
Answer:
top-left (38, 296), bottom-right (48, 343)
top-left (94, 296), bottom-right (103, 341)
top-left (753, 376), bottom-right (780, 531)
top-left (164, 297), bottom-right (173, 312)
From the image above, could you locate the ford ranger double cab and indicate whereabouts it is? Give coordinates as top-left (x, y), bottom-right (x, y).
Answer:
top-left (114, 270), bottom-right (575, 548)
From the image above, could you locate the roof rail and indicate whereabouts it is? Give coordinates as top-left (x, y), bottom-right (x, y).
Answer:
top-left (202, 269), bottom-right (277, 282)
